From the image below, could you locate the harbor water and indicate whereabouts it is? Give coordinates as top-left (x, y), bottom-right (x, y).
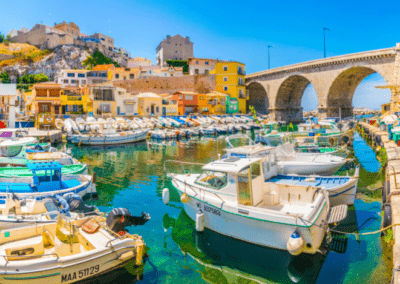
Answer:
top-left (68, 132), bottom-right (391, 284)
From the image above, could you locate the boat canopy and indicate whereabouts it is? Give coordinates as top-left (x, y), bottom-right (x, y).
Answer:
top-left (202, 157), bottom-right (263, 174)
top-left (27, 162), bottom-right (63, 192)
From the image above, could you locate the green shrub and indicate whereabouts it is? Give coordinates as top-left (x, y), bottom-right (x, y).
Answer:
top-left (166, 60), bottom-right (189, 73)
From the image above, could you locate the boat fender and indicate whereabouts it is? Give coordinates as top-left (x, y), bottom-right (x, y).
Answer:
top-left (196, 210), bottom-right (205, 232)
top-left (162, 188), bottom-right (170, 205)
top-left (286, 231), bottom-right (305, 256)
top-left (181, 193), bottom-right (190, 203)
top-left (383, 203), bottom-right (392, 229)
top-left (54, 194), bottom-right (70, 214)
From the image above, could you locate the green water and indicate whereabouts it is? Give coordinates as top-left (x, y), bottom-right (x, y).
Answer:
top-left (68, 133), bottom-right (391, 284)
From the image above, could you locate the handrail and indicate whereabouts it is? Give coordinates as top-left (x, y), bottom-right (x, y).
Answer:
top-left (1, 252), bottom-right (59, 264)
top-left (225, 134), bottom-right (254, 148)
top-left (105, 235), bottom-right (125, 247)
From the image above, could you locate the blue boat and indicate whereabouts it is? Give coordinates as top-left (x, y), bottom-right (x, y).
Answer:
top-left (0, 162), bottom-right (96, 200)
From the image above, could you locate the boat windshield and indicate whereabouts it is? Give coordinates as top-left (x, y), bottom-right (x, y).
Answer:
top-left (195, 171), bottom-right (228, 190)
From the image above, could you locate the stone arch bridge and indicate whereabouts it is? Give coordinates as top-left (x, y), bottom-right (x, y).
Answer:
top-left (246, 43), bottom-right (400, 122)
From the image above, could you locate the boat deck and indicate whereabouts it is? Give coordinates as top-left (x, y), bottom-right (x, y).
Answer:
top-left (266, 175), bottom-right (350, 189)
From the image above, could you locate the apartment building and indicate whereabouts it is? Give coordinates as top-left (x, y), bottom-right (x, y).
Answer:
top-left (55, 70), bottom-right (89, 87)
top-left (156, 35), bottom-right (193, 67)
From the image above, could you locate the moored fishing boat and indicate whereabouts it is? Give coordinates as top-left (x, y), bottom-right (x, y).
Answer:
top-left (164, 157), bottom-right (348, 255)
top-left (0, 212), bottom-right (149, 283)
top-left (70, 121), bottom-right (148, 146)
top-left (0, 163), bottom-right (87, 178)
top-left (0, 162), bottom-right (96, 199)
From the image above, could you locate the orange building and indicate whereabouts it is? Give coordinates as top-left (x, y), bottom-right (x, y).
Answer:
top-left (197, 93), bottom-right (212, 114)
top-left (112, 67), bottom-right (141, 81)
top-left (27, 84), bottom-right (62, 115)
top-left (172, 91), bottom-right (199, 115)
top-left (53, 21), bottom-right (80, 38)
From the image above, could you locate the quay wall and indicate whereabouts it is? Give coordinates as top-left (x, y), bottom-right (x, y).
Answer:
top-left (112, 75), bottom-right (216, 95)
top-left (357, 121), bottom-right (400, 283)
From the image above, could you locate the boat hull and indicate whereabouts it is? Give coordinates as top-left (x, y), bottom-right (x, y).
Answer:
top-left (328, 178), bottom-right (358, 207)
top-left (0, 239), bottom-right (140, 284)
top-left (70, 131), bottom-right (148, 146)
top-left (172, 181), bottom-right (328, 254)
top-left (278, 161), bottom-right (345, 176)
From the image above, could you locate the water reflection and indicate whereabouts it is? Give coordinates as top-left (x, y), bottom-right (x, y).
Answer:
top-left (163, 210), bottom-right (326, 284)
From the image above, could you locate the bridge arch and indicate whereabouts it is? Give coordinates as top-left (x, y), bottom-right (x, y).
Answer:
top-left (247, 82), bottom-right (269, 114)
top-left (274, 75), bottom-right (311, 122)
top-left (326, 66), bottom-right (388, 118)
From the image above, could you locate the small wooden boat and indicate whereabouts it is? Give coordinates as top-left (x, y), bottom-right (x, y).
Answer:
top-left (0, 212), bottom-right (149, 283)
top-left (70, 121), bottom-right (148, 146)
top-left (0, 162), bottom-right (97, 199)
top-left (0, 163), bottom-right (87, 178)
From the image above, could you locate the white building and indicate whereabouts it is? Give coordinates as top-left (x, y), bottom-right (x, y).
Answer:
top-left (55, 70), bottom-right (89, 87)
top-left (127, 57), bottom-right (152, 68)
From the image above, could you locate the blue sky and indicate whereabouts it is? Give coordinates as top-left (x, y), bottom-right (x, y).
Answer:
top-left (0, 0), bottom-right (395, 109)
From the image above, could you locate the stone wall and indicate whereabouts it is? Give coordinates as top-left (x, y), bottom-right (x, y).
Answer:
top-left (113, 75), bottom-right (215, 95)
top-left (11, 24), bottom-right (74, 50)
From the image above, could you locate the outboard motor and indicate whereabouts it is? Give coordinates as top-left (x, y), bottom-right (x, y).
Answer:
top-left (106, 208), bottom-right (150, 233)
top-left (65, 194), bottom-right (96, 214)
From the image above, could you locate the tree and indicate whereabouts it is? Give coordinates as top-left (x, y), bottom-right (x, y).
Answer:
top-left (82, 49), bottom-right (120, 69)
top-left (0, 72), bottom-right (10, 83)
top-left (166, 60), bottom-right (189, 73)
top-left (34, 73), bottom-right (49, 82)
top-left (19, 74), bottom-right (35, 84)
top-left (0, 33), bottom-right (4, 44)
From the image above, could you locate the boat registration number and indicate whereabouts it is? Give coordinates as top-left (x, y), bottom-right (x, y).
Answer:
top-left (196, 202), bottom-right (221, 216)
top-left (61, 265), bottom-right (100, 282)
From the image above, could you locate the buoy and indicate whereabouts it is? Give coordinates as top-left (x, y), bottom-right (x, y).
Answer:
top-left (162, 188), bottom-right (170, 205)
top-left (180, 193), bottom-right (189, 203)
top-left (287, 231), bottom-right (305, 256)
top-left (196, 210), bottom-right (205, 232)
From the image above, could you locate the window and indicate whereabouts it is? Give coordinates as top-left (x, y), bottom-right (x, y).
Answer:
top-left (130, 74), bottom-right (134, 79)
top-left (185, 95), bottom-right (193, 100)
top-left (156, 107), bottom-right (159, 113)
top-left (98, 103), bottom-right (111, 113)
top-left (179, 95), bottom-right (183, 99)
top-left (205, 61), bottom-right (209, 65)
top-left (221, 99), bottom-right (225, 105)
top-left (71, 29), bottom-right (74, 34)
top-left (67, 28), bottom-right (69, 32)
top-left (238, 78), bottom-right (243, 85)
top-left (195, 69), bottom-right (199, 75)
top-left (223, 66), bottom-right (228, 71)
top-left (76, 31), bottom-right (78, 35)
top-left (251, 162), bottom-right (261, 178)
top-left (237, 167), bottom-right (252, 205)
top-left (71, 80), bottom-right (76, 83)
top-left (223, 77), bottom-right (228, 82)
top-left (196, 61), bottom-right (199, 64)
top-left (115, 74), bottom-right (119, 79)
top-left (204, 70), bottom-right (209, 75)
top-left (81, 80), bottom-right (86, 85)
top-left (224, 86), bottom-right (228, 91)
top-left (67, 73), bottom-right (75, 77)
top-left (101, 38), bottom-right (105, 41)
top-left (119, 91), bottom-right (124, 95)
top-left (64, 79), bottom-right (69, 83)
top-left (175, 51), bottom-right (178, 53)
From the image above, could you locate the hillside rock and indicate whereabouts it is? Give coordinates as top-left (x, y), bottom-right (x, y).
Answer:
top-left (1, 45), bottom-right (90, 81)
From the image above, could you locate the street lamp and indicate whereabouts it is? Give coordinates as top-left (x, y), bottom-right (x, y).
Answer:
top-left (323, 28), bottom-right (331, 58)
top-left (268, 45), bottom-right (274, 69)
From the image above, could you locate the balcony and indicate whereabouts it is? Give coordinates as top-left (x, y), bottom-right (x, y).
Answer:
top-left (238, 81), bottom-right (245, 86)
top-left (238, 70), bottom-right (245, 75)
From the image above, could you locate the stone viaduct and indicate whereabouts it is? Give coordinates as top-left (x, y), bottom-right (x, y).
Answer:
top-left (245, 43), bottom-right (400, 122)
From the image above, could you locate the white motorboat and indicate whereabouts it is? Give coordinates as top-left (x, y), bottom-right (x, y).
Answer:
top-left (223, 138), bottom-right (359, 206)
top-left (0, 213), bottom-right (148, 283)
top-left (64, 119), bottom-right (80, 133)
top-left (75, 117), bottom-right (86, 131)
top-left (164, 157), bottom-right (347, 255)
top-left (70, 121), bottom-right (148, 146)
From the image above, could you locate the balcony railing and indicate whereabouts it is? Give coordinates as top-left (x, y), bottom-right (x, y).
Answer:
top-left (238, 70), bottom-right (245, 75)
top-left (238, 82), bottom-right (245, 86)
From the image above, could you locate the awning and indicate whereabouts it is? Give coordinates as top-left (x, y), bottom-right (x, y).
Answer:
top-left (124, 100), bottom-right (136, 105)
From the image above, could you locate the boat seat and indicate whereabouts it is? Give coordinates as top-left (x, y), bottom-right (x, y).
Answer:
top-left (21, 199), bottom-right (36, 214)
top-left (61, 180), bottom-right (81, 189)
top-left (4, 235), bottom-right (44, 261)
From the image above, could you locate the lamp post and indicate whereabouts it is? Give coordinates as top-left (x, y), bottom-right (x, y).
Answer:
top-left (268, 45), bottom-right (274, 69)
top-left (323, 28), bottom-right (331, 58)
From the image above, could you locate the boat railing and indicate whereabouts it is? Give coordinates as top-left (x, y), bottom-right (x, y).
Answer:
top-left (1, 252), bottom-right (59, 263)
top-left (164, 160), bottom-right (228, 203)
top-left (226, 134), bottom-right (254, 148)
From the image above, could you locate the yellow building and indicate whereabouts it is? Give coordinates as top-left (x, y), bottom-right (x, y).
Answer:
top-left (206, 92), bottom-right (227, 114)
top-left (133, 93), bottom-right (163, 116)
top-left (381, 102), bottom-right (391, 115)
top-left (214, 61), bottom-right (246, 113)
top-left (27, 84), bottom-right (62, 115)
top-left (85, 85), bottom-right (117, 115)
top-left (60, 87), bottom-right (93, 114)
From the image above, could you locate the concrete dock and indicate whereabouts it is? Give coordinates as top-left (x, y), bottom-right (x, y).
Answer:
top-left (358, 121), bottom-right (400, 283)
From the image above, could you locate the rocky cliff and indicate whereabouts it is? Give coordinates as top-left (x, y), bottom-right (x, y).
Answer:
top-left (1, 45), bottom-right (91, 81)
